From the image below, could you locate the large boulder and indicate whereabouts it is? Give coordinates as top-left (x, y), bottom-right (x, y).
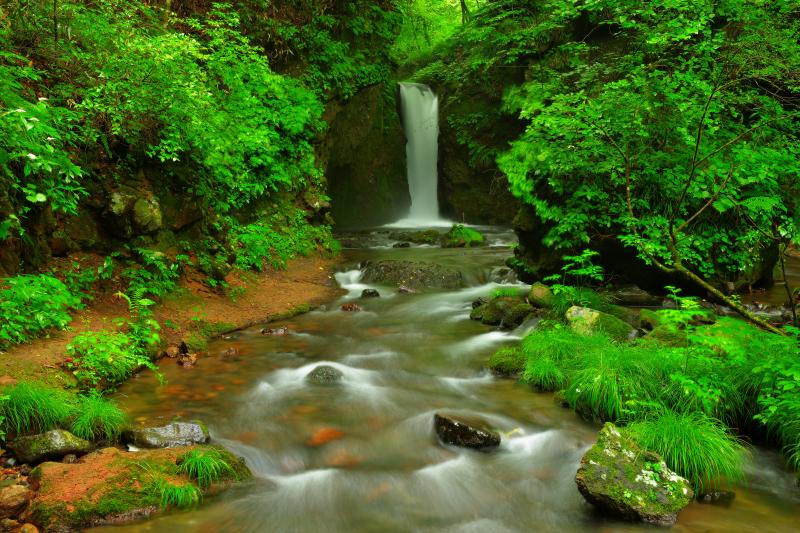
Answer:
top-left (361, 260), bottom-right (463, 290)
top-left (565, 306), bottom-right (635, 341)
top-left (26, 446), bottom-right (250, 531)
top-left (575, 423), bottom-right (694, 526)
top-left (306, 365), bottom-right (344, 385)
top-left (9, 430), bottom-right (92, 465)
top-left (473, 297), bottom-right (535, 329)
top-left (122, 422), bottom-right (210, 449)
top-left (433, 413), bottom-right (500, 450)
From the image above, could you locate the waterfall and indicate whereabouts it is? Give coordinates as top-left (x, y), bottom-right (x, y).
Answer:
top-left (392, 82), bottom-right (447, 227)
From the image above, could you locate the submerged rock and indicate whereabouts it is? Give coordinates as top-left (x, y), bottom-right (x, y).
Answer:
top-left (433, 413), bottom-right (500, 450)
top-left (9, 430), bottom-right (92, 465)
top-left (697, 490), bottom-right (736, 506)
top-left (361, 260), bottom-right (463, 290)
top-left (261, 326), bottom-right (290, 336)
top-left (361, 289), bottom-right (381, 298)
top-left (122, 422), bottom-right (210, 449)
top-left (306, 365), bottom-right (344, 385)
top-left (565, 306), bottom-right (635, 341)
top-left (575, 423), bottom-right (693, 526)
top-left (392, 242), bottom-right (411, 248)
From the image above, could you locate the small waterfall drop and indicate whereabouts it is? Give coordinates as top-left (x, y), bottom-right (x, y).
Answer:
top-left (391, 82), bottom-right (448, 227)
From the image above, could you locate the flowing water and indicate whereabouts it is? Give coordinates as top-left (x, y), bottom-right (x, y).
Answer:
top-left (391, 83), bottom-right (447, 227)
top-left (96, 228), bottom-right (800, 533)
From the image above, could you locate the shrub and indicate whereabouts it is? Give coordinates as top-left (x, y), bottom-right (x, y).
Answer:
top-left (0, 275), bottom-right (82, 347)
top-left (70, 393), bottom-right (127, 442)
top-left (628, 411), bottom-right (748, 492)
top-left (0, 382), bottom-right (75, 436)
top-left (176, 448), bottom-right (236, 488)
top-left (66, 331), bottom-right (158, 389)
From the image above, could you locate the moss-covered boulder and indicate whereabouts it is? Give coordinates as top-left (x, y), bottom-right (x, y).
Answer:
top-left (474, 297), bottom-right (535, 329)
top-left (643, 324), bottom-right (689, 347)
top-left (488, 347), bottom-right (525, 377)
top-left (25, 445), bottom-right (250, 531)
top-left (122, 422), bottom-right (210, 449)
top-left (528, 282), bottom-right (555, 308)
top-left (390, 229), bottom-right (441, 245)
top-left (565, 306), bottom-right (635, 341)
top-left (361, 260), bottom-right (463, 290)
top-left (440, 225), bottom-right (485, 248)
top-left (575, 423), bottom-right (694, 526)
top-left (10, 430), bottom-right (92, 465)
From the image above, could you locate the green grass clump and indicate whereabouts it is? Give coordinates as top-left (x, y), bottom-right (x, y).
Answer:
top-left (176, 448), bottom-right (236, 488)
top-left (490, 287), bottom-right (526, 299)
top-left (0, 382), bottom-right (75, 436)
top-left (628, 411), bottom-right (747, 492)
top-left (549, 287), bottom-right (612, 318)
top-left (151, 477), bottom-right (202, 508)
top-left (70, 393), bottom-right (127, 442)
top-left (520, 327), bottom-right (610, 369)
top-left (521, 356), bottom-right (565, 391)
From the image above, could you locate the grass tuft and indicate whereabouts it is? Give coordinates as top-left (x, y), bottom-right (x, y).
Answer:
top-left (628, 411), bottom-right (748, 492)
top-left (70, 393), bottom-right (128, 442)
top-left (0, 382), bottom-right (75, 436)
top-left (177, 448), bottom-right (236, 488)
top-left (521, 356), bottom-right (565, 391)
top-left (152, 477), bottom-right (202, 508)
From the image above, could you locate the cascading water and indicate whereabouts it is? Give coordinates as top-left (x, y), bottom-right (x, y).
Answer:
top-left (391, 82), bottom-right (448, 227)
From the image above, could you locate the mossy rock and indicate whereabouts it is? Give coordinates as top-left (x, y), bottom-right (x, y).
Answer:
top-left (390, 229), bottom-right (441, 245)
top-left (643, 324), bottom-right (689, 347)
top-left (10, 430), bottom-right (92, 465)
top-left (575, 423), bottom-right (694, 526)
top-left (481, 298), bottom-right (514, 326)
top-left (565, 306), bottom-right (635, 341)
top-left (639, 309), bottom-right (663, 330)
top-left (26, 445), bottom-right (250, 531)
top-left (361, 260), bottom-right (463, 290)
top-left (469, 304), bottom-right (486, 321)
top-left (440, 225), bottom-right (485, 248)
top-left (528, 282), bottom-right (555, 308)
top-left (122, 422), bottom-right (210, 449)
top-left (488, 347), bottom-right (525, 377)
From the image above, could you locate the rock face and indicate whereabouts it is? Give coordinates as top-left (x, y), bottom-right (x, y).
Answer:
top-left (9, 430), bottom-right (92, 464)
top-left (122, 422), bottom-right (210, 449)
top-left (306, 365), bottom-right (344, 385)
top-left (575, 423), bottom-right (694, 526)
top-left (433, 413), bottom-right (501, 450)
top-left (0, 484), bottom-right (32, 519)
top-left (565, 306), bottom-right (635, 341)
top-left (361, 260), bottom-right (463, 290)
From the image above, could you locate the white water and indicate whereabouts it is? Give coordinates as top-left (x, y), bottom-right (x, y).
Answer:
top-left (390, 83), bottom-right (450, 228)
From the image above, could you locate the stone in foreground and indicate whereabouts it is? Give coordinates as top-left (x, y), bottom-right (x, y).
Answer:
top-left (361, 260), bottom-right (463, 290)
top-left (434, 413), bottom-right (500, 450)
top-left (10, 430), bottom-right (92, 465)
top-left (122, 422), bottom-right (210, 449)
top-left (575, 423), bottom-right (693, 526)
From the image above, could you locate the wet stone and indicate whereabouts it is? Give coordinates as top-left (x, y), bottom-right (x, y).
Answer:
top-left (697, 490), bottom-right (736, 506)
top-left (9, 430), bottom-right (92, 465)
top-left (122, 422), bottom-right (210, 449)
top-left (361, 289), bottom-right (381, 299)
top-left (261, 327), bottom-right (290, 336)
top-left (306, 365), bottom-right (344, 385)
top-left (433, 413), bottom-right (501, 451)
top-left (341, 303), bottom-right (363, 312)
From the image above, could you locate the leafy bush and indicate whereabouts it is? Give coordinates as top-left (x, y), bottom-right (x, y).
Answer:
top-left (177, 448), bottom-right (236, 488)
top-left (0, 275), bottom-right (83, 347)
top-left (0, 382), bottom-right (75, 437)
top-left (66, 331), bottom-right (158, 389)
top-left (628, 411), bottom-right (747, 492)
top-left (70, 393), bottom-right (127, 442)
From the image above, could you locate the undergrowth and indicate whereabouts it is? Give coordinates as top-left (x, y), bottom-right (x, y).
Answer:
top-left (177, 448), bottom-right (236, 488)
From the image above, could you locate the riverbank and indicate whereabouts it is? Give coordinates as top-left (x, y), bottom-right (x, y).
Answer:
top-left (0, 255), bottom-right (343, 385)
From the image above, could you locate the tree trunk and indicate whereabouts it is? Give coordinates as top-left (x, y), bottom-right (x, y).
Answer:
top-left (460, 0), bottom-right (471, 24)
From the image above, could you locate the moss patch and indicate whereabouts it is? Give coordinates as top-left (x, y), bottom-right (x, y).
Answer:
top-left (488, 347), bottom-right (525, 377)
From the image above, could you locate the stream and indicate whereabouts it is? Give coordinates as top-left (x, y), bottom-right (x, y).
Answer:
top-left (98, 227), bottom-right (800, 533)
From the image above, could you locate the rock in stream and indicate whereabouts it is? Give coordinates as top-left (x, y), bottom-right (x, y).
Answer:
top-left (434, 413), bottom-right (500, 450)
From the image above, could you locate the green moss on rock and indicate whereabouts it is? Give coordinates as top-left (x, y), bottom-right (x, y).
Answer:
top-left (528, 282), bottom-right (555, 308)
top-left (440, 225), bottom-right (485, 248)
top-left (488, 347), bottom-right (525, 377)
top-left (575, 423), bottom-right (694, 526)
top-left (565, 306), bottom-right (635, 341)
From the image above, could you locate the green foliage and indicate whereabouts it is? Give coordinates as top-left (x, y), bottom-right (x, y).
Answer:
top-left (496, 0), bottom-right (800, 283)
top-left (122, 250), bottom-right (189, 300)
top-left (441, 224), bottom-right (485, 248)
top-left (177, 448), bottom-right (236, 489)
top-left (70, 393), bottom-right (127, 442)
top-left (0, 274), bottom-right (83, 347)
top-left (490, 287), bottom-right (525, 299)
top-left (521, 356), bottom-right (564, 391)
top-left (0, 382), bottom-right (75, 437)
top-left (66, 330), bottom-right (159, 390)
top-left (628, 411), bottom-right (747, 493)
